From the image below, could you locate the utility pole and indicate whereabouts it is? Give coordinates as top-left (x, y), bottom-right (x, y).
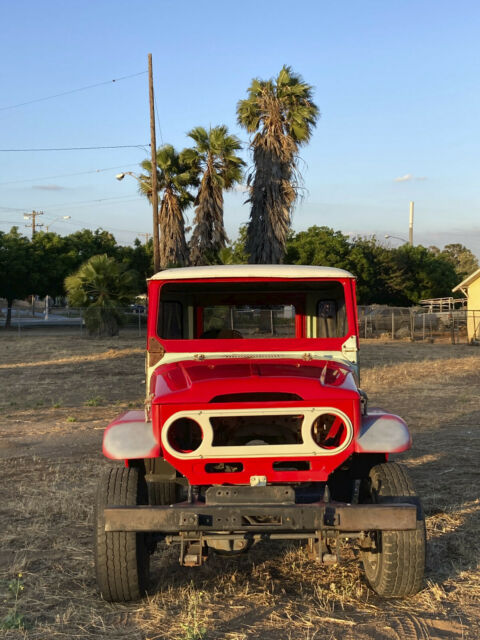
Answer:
top-left (409, 201), bottom-right (414, 246)
top-left (24, 210), bottom-right (44, 237)
top-left (148, 53), bottom-right (160, 272)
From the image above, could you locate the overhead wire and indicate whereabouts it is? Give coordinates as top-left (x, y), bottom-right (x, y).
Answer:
top-left (0, 164), bottom-right (140, 186)
top-left (0, 145), bottom-right (149, 152)
top-left (0, 71), bottom-right (147, 112)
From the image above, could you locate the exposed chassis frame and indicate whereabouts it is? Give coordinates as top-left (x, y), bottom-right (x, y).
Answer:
top-left (104, 502), bottom-right (417, 534)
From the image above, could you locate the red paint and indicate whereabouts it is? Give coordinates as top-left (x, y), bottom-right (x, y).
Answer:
top-left (105, 272), bottom-right (411, 486)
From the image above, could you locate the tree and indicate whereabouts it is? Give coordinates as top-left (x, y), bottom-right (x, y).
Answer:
top-left (185, 125), bottom-right (245, 265)
top-left (65, 228), bottom-right (118, 266)
top-left (139, 145), bottom-right (198, 269)
top-left (440, 243), bottom-right (479, 281)
top-left (30, 231), bottom-right (72, 300)
top-left (237, 65), bottom-right (319, 264)
top-left (385, 245), bottom-right (458, 305)
top-left (0, 228), bottom-right (32, 328)
top-left (65, 254), bottom-right (138, 336)
top-left (285, 226), bottom-right (350, 268)
top-left (220, 225), bottom-right (249, 264)
top-left (116, 238), bottom-right (153, 293)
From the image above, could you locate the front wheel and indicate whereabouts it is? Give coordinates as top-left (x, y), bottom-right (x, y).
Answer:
top-left (360, 462), bottom-right (425, 597)
top-left (94, 466), bottom-right (150, 602)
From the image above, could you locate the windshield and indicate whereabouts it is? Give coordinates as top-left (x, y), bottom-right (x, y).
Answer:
top-left (157, 280), bottom-right (348, 340)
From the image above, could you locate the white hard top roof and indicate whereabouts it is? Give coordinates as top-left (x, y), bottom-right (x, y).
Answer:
top-left (149, 264), bottom-right (355, 281)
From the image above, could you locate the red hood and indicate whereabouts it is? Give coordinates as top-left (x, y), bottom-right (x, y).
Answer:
top-left (151, 358), bottom-right (358, 404)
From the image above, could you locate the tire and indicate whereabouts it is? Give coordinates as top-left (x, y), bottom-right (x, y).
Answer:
top-left (148, 480), bottom-right (178, 505)
top-left (360, 462), bottom-right (425, 597)
top-left (144, 458), bottom-right (181, 505)
top-left (94, 466), bottom-right (150, 602)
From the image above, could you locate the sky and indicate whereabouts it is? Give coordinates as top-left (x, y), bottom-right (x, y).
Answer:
top-left (1, 0), bottom-right (479, 257)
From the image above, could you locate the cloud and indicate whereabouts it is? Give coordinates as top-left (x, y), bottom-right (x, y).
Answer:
top-left (394, 173), bottom-right (413, 182)
top-left (233, 184), bottom-right (249, 193)
top-left (394, 174), bottom-right (427, 183)
top-left (32, 184), bottom-right (66, 191)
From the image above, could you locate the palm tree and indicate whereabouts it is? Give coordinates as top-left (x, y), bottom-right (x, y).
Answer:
top-left (139, 145), bottom-right (198, 269)
top-left (237, 65), bottom-right (319, 264)
top-left (184, 126), bottom-right (245, 265)
top-left (65, 254), bottom-right (138, 336)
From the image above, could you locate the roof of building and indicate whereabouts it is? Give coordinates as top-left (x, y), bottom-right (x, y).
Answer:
top-left (452, 267), bottom-right (480, 293)
top-left (148, 264), bottom-right (355, 282)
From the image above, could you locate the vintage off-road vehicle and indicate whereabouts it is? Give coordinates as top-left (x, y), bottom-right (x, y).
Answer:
top-left (95, 265), bottom-right (425, 601)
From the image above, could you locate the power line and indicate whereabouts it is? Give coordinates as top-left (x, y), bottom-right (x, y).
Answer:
top-left (0, 71), bottom-right (147, 112)
top-left (154, 82), bottom-right (164, 146)
top-left (0, 163), bottom-right (140, 186)
top-left (0, 194), bottom-right (144, 214)
top-left (0, 144), bottom-right (149, 152)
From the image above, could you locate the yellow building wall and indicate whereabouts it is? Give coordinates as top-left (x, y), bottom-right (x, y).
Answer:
top-left (467, 278), bottom-right (480, 341)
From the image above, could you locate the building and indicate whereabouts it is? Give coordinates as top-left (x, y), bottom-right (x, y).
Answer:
top-left (452, 268), bottom-right (480, 343)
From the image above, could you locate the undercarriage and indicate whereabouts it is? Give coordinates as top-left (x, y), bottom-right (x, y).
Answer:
top-left (103, 484), bottom-right (418, 567)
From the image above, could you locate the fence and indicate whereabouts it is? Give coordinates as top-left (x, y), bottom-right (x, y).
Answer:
top-left (358, 305), bottom-right (480, 343)
top-left (2, 302), bottom-right (479, 344)
top-left (0, 305), bottom-right (147, 337)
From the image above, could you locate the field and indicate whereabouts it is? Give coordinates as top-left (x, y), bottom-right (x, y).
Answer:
top-left (0, 334), bottom-right (479, 640)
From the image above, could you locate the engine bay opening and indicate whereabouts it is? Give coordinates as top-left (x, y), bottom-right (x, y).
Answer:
top-left (167, 418), bottom-right (203, 453)
top-left (210, 414), bottom-right (304, 447)
top-left (311, 413), bottom-right (349, 450)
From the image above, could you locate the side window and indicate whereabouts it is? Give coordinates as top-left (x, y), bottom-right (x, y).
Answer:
top-left (158, 301), bottom-right (183, 339)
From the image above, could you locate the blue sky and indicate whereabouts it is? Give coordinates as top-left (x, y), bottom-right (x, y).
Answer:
top-left (1, 0), bottom-right (479, 257)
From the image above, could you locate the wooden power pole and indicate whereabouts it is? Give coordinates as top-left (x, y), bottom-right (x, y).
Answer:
top-left (148, 53), bottom-right (160, 273)
top-left (24, 210), bottom-right (44, 237)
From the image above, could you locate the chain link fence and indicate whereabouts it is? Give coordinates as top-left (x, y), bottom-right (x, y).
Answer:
top-left (358, 305), bottom-right (479, 343)
top-left (0, 303), bottom-right (147, 337)
top-left (2, 300), bottom-right (478, 344)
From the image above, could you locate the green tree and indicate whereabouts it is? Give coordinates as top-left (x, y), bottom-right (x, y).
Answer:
top-left (285, 226), bottom-right (350, 267)
top-left (440, 243), bottom-right (479, 281)
top-left (139, 145), bottom-right (198, 269)
top-left (65, 254), bottom-right (138, 336)
top-left (65, 228), bottom-right (118, 265)
top-left (116, 238), bottom-right (153, 293)
top-left (237, 65), bottom-right (319, 264)
top-left (385, 245), bottom-right (458, 305)
top-left (220, 225), bottom-right (249, 264)
top-left (0, 228), bottom-right (32, 328)
top-left (185, 126), bottom-right (245, 265)
top-left (30, 231), bottom-right (73, 300)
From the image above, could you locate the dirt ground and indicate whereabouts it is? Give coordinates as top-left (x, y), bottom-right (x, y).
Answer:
top-left (0, 333), bottom-right (479, 639)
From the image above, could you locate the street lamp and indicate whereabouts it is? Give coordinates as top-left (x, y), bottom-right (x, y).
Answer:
top-left (45, 215), bottom-right (71, 231)
top-left (116, 172), bottom-right (137, 181)
top-left (385, 234), bottom-right (408, 244)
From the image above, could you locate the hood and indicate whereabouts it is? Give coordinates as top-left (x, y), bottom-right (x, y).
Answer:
top-left (151, 358), bottom-right (358, 404)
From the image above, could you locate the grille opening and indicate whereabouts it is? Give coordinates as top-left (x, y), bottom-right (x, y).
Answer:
top-left (311, 413), bottom-right (348, 450)
top-left (273, 460), bottom-right (310, 471)
top-left (205, 462), bottom-right (244, 473)
top-left (167, 418), bottom-right (203, 453)
top-left (211, 392), bottom-right (302, 403)
top-left (210, 414), bottom-right (304, 447)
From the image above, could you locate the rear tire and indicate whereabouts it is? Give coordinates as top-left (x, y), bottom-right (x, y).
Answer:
top-left (94, 466), bottom-right (150, 602)
top-left (361, 462), bottom-right (425, 597)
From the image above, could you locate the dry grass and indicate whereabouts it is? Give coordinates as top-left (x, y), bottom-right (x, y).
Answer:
top-left (0, 335), bottom-right (479, 639)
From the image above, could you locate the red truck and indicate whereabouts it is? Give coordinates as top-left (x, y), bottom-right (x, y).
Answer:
top-left (95, 265), bottom-right (425, 601)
